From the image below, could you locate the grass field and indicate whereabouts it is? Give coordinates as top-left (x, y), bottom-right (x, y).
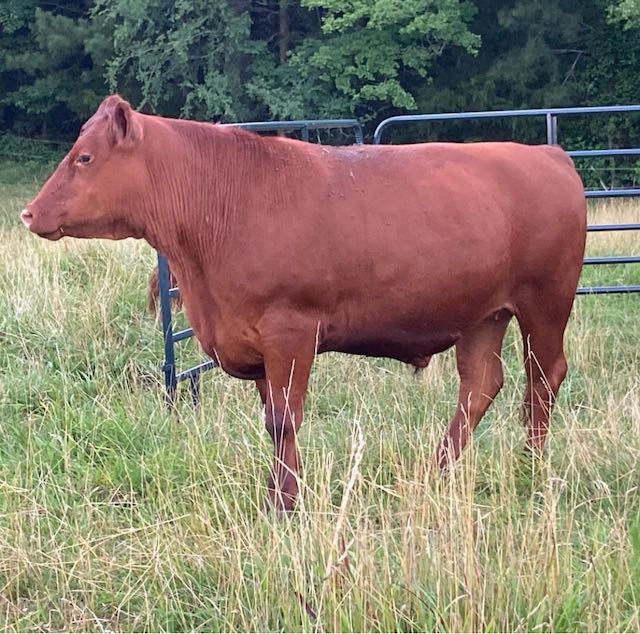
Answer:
top-left (0, 160), bottom-right (639, 632)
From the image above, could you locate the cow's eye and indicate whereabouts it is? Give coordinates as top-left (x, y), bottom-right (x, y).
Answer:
top-left (76, 153), bottom-right (93, 165)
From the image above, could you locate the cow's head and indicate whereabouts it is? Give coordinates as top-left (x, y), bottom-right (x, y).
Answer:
top-left (21, 95), bottom-right (147, 241)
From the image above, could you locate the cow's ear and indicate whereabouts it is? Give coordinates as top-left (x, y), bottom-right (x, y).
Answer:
top-left (110, 100), bottom-right (143, 148)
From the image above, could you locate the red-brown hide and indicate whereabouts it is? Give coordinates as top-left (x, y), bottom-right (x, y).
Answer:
top-left (22, 95), bottom-right (587, 511)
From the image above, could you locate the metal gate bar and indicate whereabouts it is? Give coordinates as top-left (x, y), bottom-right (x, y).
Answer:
top-left (373, 104), bottom-right (640, 145)
top-left (225, 119), bottom-right (364, 144)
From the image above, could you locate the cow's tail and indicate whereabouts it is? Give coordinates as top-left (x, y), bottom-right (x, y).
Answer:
top-left (146, 265), bottom-right (182, 313)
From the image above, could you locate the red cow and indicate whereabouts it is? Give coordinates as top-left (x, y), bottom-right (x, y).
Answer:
top-left (22, 96), bottom-right (587, 511)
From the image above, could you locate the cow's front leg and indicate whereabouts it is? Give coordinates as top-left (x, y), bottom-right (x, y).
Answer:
top-left (260, 332), bottom-right (315, 513)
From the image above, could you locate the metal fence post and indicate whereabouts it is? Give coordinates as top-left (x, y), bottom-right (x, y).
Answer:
top-left (546, 113), bottom-right (559, 145)
top-left (353, 124), bottom-right (364, 145)
top-left (157, 253), bottom-right (177, 404)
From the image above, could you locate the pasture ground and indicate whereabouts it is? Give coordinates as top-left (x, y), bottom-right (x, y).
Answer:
top-left (0, 160), bottom-right (639, 632)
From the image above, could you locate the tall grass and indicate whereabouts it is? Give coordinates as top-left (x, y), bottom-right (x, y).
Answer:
top-left (0, 162), bottom-right (639, 632)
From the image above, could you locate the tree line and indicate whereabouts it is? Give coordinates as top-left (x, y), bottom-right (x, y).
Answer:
top-left (1, 0), bottom-right (639, 185)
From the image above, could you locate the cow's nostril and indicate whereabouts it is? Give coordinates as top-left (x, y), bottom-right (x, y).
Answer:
top-left (20, 209), bottom-right (33, 227)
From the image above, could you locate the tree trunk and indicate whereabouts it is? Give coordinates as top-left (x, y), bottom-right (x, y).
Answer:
top-left (279, 0), bottom-right (290, 65)
top-left (225, 0), bottom-right (251, 121)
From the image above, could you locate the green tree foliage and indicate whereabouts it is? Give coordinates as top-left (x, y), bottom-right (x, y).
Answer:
top-left (0, 0), bottom-right (639, 149)
top-left (417, 0), bottom-right (611, 117)
top-left (92, 0), bottom-right (259, 121)
top-left (0, 1), bottom-right (109, 137)
top-left (249, 0), bottom-right (480, 119)
top-left (610, 0), bottom-right (640, 26)
top-left (393, 0), bottom-right (640, 153)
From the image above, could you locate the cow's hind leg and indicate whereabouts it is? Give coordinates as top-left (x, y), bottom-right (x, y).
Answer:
top-left (436, 310), bottom-right (512, 471)
top-left (516, 300), bottom-right (571, 453)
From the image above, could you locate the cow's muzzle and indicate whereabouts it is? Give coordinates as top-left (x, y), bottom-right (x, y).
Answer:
top-left (20, 207), bottom-right (64, 240)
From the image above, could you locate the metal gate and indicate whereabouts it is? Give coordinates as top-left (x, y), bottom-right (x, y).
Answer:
top-left (158, 106), bottom-right (640, 403)
top-left (157, 118), bottom-right (364, 403)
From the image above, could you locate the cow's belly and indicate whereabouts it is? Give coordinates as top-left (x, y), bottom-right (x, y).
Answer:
top-left (323, 326), bottom-right (461, 364)
top-left (319, 291), bottom-right (512, 365)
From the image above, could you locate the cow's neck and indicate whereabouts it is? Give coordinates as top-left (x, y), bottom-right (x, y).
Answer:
top-left (140, 122), bottom-right (248, 261)
top-left (140, 119), bottom-right (299, 268)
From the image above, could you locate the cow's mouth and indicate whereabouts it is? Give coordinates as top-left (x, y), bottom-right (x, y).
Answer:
top-left (36, 227), bottom-right (64, 241)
